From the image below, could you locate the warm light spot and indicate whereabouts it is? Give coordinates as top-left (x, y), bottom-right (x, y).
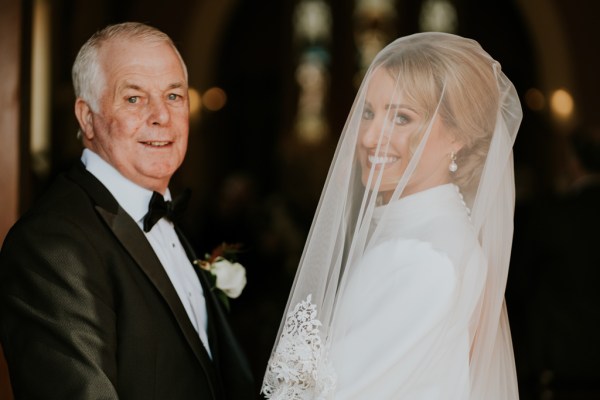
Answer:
top-left (524, 88), bottom-right (545, 111)
top-left (419, 0), bottom-right (458, 33)
top-left (203, 87), bottom-right (227, 111)
top-left (293, 0), bottom-right (332, 42)
top-left (30, 0), bottom-right (51, 176)
top-left (296, 116), bottom-right (328, 144)
top-left (550, 88), bottom-right (574, 119)
top-left (354, 0), bottom-right (397, 81)
top-left (188, 87), bottom-right (201, 117)
top-left (355, 0), bottom-right (397, 19)
top-left (293, 0), bottom-right (332, 143)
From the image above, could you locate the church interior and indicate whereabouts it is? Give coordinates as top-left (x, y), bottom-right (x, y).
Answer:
top-left (1, 0), bottom-right (599, 399)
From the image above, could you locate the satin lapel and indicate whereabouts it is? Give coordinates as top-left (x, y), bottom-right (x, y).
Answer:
top-left (66, 163), bottom-right (218, 391)
top-left (97, 210), bottom-right (217, 366)
top-left (176, 230), bottom-right (255, 396)
top-left (175, 229), bottom-right (222, 363)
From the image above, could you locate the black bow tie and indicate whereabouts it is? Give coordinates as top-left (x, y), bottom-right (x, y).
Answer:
top-left (143, 189), bottom-right (191, 232)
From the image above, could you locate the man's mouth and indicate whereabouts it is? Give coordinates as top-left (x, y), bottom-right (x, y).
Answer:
top-left (141, 141), bottom-right (171, 147)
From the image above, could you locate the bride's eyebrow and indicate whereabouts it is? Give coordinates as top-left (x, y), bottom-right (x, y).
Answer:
top-left (385, 104), bottom-right (418, 114)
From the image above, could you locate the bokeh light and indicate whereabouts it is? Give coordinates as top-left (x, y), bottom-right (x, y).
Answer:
top-left (203, 87), bottom-right (227, 111)
top-left (188, 87), bottom-right (201, 117)
top-left (524, 87), bottom-right (545, 111)
top-left (550, 88), bottom-right (574, 120)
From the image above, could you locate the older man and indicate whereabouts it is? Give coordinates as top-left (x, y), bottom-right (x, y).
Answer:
top-left (0, 22), bottom-right (253, 399)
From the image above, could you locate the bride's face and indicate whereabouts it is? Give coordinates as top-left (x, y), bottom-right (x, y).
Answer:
top-left (358, 68), bottom-right (456, 198)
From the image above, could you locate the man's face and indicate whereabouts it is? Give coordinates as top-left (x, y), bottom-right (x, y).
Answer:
top-left (80, 39), bottom-right (189, 193)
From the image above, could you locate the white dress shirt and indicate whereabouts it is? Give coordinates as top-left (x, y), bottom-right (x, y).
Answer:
top-left (81, 149), bottom-right (211, 357)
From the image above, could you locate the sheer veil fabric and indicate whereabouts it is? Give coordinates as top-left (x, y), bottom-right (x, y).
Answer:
top-left (262, 32), bottom-right (522, 399)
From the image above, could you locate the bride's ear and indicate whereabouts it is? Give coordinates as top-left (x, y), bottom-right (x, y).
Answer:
top-left (450, 136), bottom-right (466, 154)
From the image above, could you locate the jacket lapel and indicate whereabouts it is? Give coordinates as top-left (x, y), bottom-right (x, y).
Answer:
top-left (96, 207), bottom-right (216, 365)
top-left (174, 230), bottom-right (222, 361)
top-left (66, 163), bottom-right (219, 392)
top-left (176, 231), bottom-right (255, 397)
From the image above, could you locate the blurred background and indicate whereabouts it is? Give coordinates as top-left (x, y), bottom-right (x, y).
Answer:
top-left (1, 0), bottom-right (599, 399)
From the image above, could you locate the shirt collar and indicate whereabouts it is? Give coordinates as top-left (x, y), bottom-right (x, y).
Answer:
top-left (81, 148), bottom-right (171, 225)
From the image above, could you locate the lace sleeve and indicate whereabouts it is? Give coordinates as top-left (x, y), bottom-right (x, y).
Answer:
top-left (261, 295), bottom-right (337, 399)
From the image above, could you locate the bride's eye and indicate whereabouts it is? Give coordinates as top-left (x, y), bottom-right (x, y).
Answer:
top-left (362, 109), bottom-right (374, 120)
top-left (393, 113), bottom-right (410, 126)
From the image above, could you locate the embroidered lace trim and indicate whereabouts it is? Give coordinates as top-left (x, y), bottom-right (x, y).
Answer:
top-left (262, 294), bottom-right (337, 399)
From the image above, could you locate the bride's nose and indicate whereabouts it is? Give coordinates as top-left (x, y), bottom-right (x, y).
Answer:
top-left (360, 118), bottom-right (389, 149)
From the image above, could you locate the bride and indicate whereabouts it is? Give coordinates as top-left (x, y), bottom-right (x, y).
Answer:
top-left (262, 32), bottom-right (522, 399)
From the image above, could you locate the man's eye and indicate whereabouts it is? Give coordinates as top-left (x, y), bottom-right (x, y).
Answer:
top-left (362, 109), bottom-right (374, 120)
top-left (168, 93), bottom-right (180, 101)
top-left (127, 96), bottom-right (139, 104)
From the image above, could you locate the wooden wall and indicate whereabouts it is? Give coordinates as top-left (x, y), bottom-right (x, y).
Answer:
top-left (0, 0), bottom-right (21, 398)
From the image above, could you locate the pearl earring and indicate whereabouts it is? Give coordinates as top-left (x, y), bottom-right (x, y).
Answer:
top-left (449, 152), bottom-right (458, 173)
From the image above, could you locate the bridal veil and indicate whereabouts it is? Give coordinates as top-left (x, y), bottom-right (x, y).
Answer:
top-left (262, 32), bottom-right (522, 399)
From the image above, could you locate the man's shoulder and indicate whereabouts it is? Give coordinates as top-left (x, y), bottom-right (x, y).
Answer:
top-left (26, 171), bottom-right (90, 215)
top-left (8, 164), bottom-right (111, 236)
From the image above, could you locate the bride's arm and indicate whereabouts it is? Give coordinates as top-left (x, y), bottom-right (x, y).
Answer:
top-left (331, 238), bottom-right (470, 399)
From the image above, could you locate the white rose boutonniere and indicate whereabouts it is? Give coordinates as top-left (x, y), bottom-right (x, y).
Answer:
top-left (194, 243), bottom-right (247, 310)
top-left (211, 258), bottom-right (246, 299)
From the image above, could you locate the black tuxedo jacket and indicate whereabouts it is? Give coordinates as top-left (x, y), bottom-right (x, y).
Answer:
top-left (0, 162), bottom-right (254, 399)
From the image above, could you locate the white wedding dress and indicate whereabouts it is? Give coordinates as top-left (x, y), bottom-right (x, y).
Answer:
top-left (329, 184), bottom-right (486, 399)
top-left (263, 33), bottom-right (522, 400)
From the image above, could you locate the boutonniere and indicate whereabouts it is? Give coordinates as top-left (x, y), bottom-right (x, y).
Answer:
top-left (193, 243), bottom-right (247, 311)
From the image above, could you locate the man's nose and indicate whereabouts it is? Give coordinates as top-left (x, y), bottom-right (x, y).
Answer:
top-left (149, 98), bottom-right (170, 125)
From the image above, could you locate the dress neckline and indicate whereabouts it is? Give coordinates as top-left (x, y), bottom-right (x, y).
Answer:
top-left (372, 183), bottom-right (467, 223)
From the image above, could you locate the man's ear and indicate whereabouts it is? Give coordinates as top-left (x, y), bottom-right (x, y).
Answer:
top-left (74, 98), bottom-right (94, 140)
